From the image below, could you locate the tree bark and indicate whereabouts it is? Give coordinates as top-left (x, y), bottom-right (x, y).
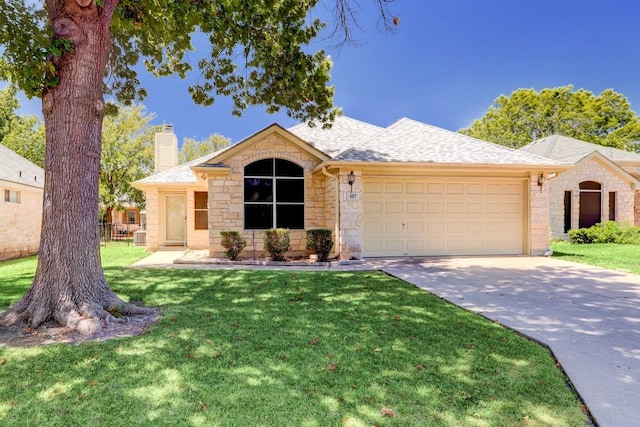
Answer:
top-left (0, 0), bottom-right (155, 335)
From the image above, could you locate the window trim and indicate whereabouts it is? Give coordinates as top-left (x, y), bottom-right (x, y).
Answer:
top-left (243, 158), bottom-right (304, 230)
top-left (194, 191), bottom-right (208, 230)
top-left (4, 189), bottom-right (20, 204)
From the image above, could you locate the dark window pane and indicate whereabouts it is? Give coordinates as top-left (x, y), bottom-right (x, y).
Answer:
top-left (564, 191), bottom-right (572, 233)
top-left (245, 204), bottom-right (273, 229)
top-left (276, 159), bottom-right (303, 177)
top-left (276, 179), bottom-right (304, 202)
top-left (245, 159), bottom-right (273, 176)
top-left (579, 181), bottom-right (601, 190)
top-left (276, 204), bottom-right (304, 229)
top-left (195, 211), bottom-right (208, 230)
top-left (194, 191), bottom-right (208, 209)
top-left (244, 178), bottom-right (273, 202)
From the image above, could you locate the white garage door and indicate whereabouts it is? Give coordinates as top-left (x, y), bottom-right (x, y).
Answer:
top-left (363, 178), bottom-right (525, 257)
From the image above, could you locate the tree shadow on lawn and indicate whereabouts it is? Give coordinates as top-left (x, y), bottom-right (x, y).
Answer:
top-left (0, 267), bottom-right (589, 426)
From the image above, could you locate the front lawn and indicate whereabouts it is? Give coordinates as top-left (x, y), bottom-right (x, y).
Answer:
top-left (0, 247), bottom-right (589, 426)
top-left (551, 240), bottom-right (640, 275)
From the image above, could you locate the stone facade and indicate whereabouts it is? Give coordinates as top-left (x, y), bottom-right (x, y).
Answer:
top-left (207, 133), bottom-right (330, 258)
top-left (547, 157), bottom-right (636, 239)
top-left (620, 165), bottom-right (640, 225)
top-left (529, 177), bottom-right (550, 256)
top-left (0, 181), bottom-right (42, 260)
top-left (338, 170), bottom-right (362, 259)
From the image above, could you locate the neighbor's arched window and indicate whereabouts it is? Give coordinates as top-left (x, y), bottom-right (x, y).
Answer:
top-left (244, 158), bottom-right (304, 229)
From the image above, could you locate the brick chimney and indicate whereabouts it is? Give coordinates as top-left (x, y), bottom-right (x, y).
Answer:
top-left (154, 124), bottom-right (178, 172)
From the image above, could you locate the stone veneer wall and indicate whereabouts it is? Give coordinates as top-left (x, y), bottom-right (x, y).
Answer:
top-left (548, 158), bottom-right (635, 239)
top-left (338, 170), bottom-right (362, 259)
top-left (620, 165), bottom-right (640, 225)
top-left (143, 188), bottom-right (159, 250)
top-left (208, 133), bottom-right (328, 258)
top-left (0, 182), bottom-right (42, 260)
top-left (529, 177), bottom-right (550, 256)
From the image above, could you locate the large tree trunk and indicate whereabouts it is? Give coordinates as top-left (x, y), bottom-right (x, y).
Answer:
top-left (0, 0), bottom-right (154, 335)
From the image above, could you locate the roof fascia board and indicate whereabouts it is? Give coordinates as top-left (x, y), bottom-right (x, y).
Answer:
top-left (312, 160), bottom-right (572, 175)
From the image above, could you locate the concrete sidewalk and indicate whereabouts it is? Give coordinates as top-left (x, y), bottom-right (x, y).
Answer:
top-left (130, 251), bottom-right (639, 426)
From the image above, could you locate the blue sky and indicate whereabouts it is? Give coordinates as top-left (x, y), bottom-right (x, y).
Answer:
top-left (17, 1), bottom-right (640, 145)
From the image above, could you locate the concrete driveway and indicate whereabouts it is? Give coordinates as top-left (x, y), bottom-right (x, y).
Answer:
top-left (370, 256), bottom-right (640, 427)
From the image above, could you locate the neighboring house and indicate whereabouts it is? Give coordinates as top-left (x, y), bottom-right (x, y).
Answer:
top-left (520, 135), bottom-right (640, 239)
top-left (0, 143), bottom-right (44, 260)
top-left (133, 116), bottom-right (567, 259)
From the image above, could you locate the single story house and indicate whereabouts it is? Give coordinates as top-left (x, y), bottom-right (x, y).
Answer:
top-left (133, 116), bottom-right (568, 259)
top-left (519, 135), bottom-right (640, 239)
top-left (0, 143), bottom-right (44, 260)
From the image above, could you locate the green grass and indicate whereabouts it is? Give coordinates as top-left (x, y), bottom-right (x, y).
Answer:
top-left (551, 240), bottom-right (640, 275)
top-left (0, 247), bottom-right (589, 426)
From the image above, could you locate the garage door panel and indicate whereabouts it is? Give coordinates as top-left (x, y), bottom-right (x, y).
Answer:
top-left (406, 183), bottom-right (424, 193)
top-left (447, 202), bottom-right (465, 213)
top-left (385, 202), bottom-right (403, 213)
top-left (467, 202), bottom-right (483, 214)
top-left (363, 178), bottom-right (524, 257)
top-left (447, 222), bottom-right (465, 233)
top-left (427, 202), bottom-right (444, 213)
top-left (406, 240), bottom-right (425, 252)
top-left (467, 183), bottom-right (483, 194)
top-left (427, 238), bottom-right (445, 251)
top-left (447, 183), bottom-right (465, 194)
top-left (365, 182), bottom-right (383, 193)
top-left (406, 202), bottom-right (424, 214)
top-left (364, 201), bottom-right (383, 214)
top-left (406, 221), bottom-right (424, 233)
top-left (385, 182), bottom-right (403, 193)
top-left (364, 220), bottom-right (383, 233)
top-left (385, 222), bottom-right (404, 233)
top-left (505, 202), bottom-right (522, 214)
top-left (427, 222), bottom-right (445, 233)
top-left (385, 240), bottom-right (404, 252)
top-left (427, 183), bottom-right (444, 194)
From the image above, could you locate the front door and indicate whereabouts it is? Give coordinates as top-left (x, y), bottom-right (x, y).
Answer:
top-left (579, 181), bottom-right (602, 229)
top-left (166, 194), bottom-right (186, 243)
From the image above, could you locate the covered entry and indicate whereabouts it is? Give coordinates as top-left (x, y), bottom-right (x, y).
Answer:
top-left (362, 178), bottom-right (525, 257)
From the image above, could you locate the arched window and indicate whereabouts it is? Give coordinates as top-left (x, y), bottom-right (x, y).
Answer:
top-left (244, 158), bottom-right (304, 229)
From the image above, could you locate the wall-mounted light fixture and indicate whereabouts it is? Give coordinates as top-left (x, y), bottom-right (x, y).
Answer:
top-left (347, 171), bottom-right (356, 192)
top-left (538, 173), bottom-right (546, 187)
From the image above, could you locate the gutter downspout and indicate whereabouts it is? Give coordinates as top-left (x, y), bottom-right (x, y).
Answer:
top-left (321, 166), bottom-right (341, 259)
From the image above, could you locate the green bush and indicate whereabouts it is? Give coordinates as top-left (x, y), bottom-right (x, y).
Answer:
top-left (264, 228), bottom-right (290, 261)
top-left (568, 221), bottom-right (640, 244)
top-left (220, 231), bottom-right (246, 260)
top-left (306, 228), bottom-right (334, 262)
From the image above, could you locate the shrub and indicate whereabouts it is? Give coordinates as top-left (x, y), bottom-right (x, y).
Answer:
top-left (306, 228), bottom-right (334, 262)
top-left (264, 228), bottom-right (290, 261)
top-left (568, 221), bottom-right (640, 244)
top-left (220, 231), bottom-right (246, 260)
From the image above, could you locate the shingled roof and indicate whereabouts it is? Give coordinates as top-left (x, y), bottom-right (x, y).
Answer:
top-left (332, 118), bottom-right (563, 165)
top-left (288, 116), bottom-right (384, 157)
top-left (135, 116), bottom-right (566, 186)
top-left (0, 143), bottom-right (44, 189)
top-left (520, 134), bottom-right (640, 164)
